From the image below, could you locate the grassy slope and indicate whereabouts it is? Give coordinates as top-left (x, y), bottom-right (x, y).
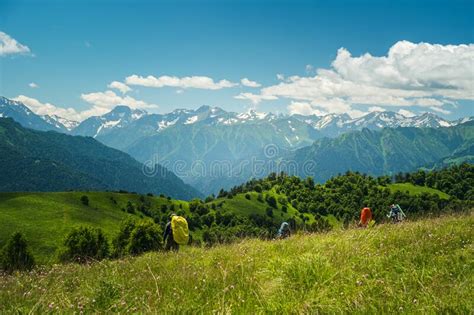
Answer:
top-left (208, 189), bottom-right (316, 224)
top-left (0, 192), bottom-right (187, 264)
top-left (0, 190), bottom-right (313, 263)
top-left (0, 213), bottom-right (472, 313)
top-left (387, 183), bottom-right (450, 199)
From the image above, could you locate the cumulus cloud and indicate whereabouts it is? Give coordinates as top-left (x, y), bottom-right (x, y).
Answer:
top-left (13, 92), bottom-right (157, 122)
top-left (234, 92), bottom-right (278, 105)
top-left (0, 31), bottom-right (31, 56)
top-left (80, 90), bottom-right (158, 112)
top-left (29, 82), bottom-right (38, 88)
top-left (240, 41), bottom-right (473, 116)
top-left (108, 81), bottom-right (131, 94)
top-left (125, 74), bottom-right (237, 90)
top-left (276, 74), bottom-right (285, 81)
top-left (429, 106), bottom-right (451, 115)
top-left (288, 101), bottom-right (327, 116)
top-left (241, 78), bottom-right (261, 88)
top-left (13, 95), bottom-right (82, 121)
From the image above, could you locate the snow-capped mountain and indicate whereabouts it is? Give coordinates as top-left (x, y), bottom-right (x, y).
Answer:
top-left (0, 96), bottom-right (70, 132)
top-left (71, 105), bottom-right (147, 137)
top-left (2, 96), bottom-right (471, 138)
top-left (292, 111), bottom-right (462, 137)
top-left (40, 114), bottom-right (79, 131)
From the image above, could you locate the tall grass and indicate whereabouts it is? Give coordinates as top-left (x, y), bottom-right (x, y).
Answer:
top-left (1, 213), bottom-right (472, 313)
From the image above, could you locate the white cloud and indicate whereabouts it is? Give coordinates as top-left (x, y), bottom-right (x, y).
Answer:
top-left (108, 81), bottom-right (132, 94)
top-left (429, 106), bottom-right (451, 115)
top-left (241, 78), bottom-right (261, 88)
top-left (176, 89), bottom-right (184, 94)
top-left (0, 31), bottom-right (31, 56)
top-left (239, 41), bottom-right (473, 116)
top-left (29, 82), bottom-right (39, 88)
top-left (368, 106), bottom-right (386, 112)
top-left (13, 95), bottom-right (82, 121)
top-left (80, 90), bottom-right (158, 113)
top-left (234, 92), bottom-right (278, 105)
top-left (276, 74), bottom-right (285, 81)
top-left (305, 64), bottom-right (314, 74)
top-left (288, 101), bottom-right (326, 116)
top-left (13, 92), bottom-right (157, 122)
top-left (125, 74), bottom-right (237, 90)
top-left (398, 109), bottom-right (416, 117)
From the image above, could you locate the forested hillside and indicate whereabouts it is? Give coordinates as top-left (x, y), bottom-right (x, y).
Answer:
top-left (285, 121), bottom-right (474, 182)
top-left (0, 118), bottom-right (201, 199)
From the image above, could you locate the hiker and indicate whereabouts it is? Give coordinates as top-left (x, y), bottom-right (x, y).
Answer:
top-left (359, 207), bottom-right (372, 228)
top-left (276, 222), bottom-right (291, 239)
top-left (387, 204), bottom-right (406, 223)
top-left (163, 213), bottom-right (189, 251)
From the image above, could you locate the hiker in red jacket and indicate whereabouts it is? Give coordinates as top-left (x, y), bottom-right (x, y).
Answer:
top-left (359, 207), bottom-right (372, 228)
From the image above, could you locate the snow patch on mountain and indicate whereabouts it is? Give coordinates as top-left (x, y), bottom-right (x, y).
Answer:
top-left (184, 115), bottom-right (198, 124)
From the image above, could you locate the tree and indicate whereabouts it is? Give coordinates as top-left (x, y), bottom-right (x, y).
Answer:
top-left (126, 221), bottom-right (162, 255)
top-left (0, 232), bottom-right (35, 272)
top-left (60, 227), bottom-right (109, 263)
top-left (80, 195), bottom-right (89, 206)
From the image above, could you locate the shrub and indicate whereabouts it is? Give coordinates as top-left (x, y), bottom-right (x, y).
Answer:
top-left (80, 195), bottom-right (89, 206)
top-left (266, 207), bottom-right (274, 218)
top-left (0, 232), bottom-right (35, 272)
top-left (266, 195), bottom-right (277, 208)
top-left (60, 227), bottom-right (109, 263)
top-left (112, 219), bottom-right (137, 257)
top-left (245, 193), bottom-right (251, 200)
top-left (126, 201), bottom-right (135, 214)
top-left (126, 221), bottom-right (163, 255)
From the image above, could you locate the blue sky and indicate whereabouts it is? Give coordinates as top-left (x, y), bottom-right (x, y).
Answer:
top-left (0, 0), bottom-right (473, 121)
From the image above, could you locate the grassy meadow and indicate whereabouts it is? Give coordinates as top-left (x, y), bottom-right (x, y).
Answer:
top-left (0, 190), bottom-right (316, 264)
top-left (387, 183), bottom-right (451, 199)
top-left (0, 192), bottom-right (186, 264)
top-left (1, 212), bottom-right (472, 313)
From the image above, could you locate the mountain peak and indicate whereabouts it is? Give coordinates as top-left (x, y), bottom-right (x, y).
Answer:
top-left (110, 105), bottom-right (132, 114)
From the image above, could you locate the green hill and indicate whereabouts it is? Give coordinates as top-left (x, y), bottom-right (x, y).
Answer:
top-left (0, 190), bottom-right (314, 264)
top-left (0, 118), bottom-right (202, 200)
top-left (0, 192), bottom-right (187, 264)
top-left (1, 165), bottom-right (470, 264)
top-left (387, 183), bottom-right (450, 199)
top-left (1, 213), bottom-right (472, 313)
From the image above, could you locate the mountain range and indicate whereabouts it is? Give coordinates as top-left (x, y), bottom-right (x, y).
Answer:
top-left (1, 95), bottom-right (473, 195)
top-left (0, 117), bottom-right (202, 199)
top-left (285, 121), bottom-right (474, 182)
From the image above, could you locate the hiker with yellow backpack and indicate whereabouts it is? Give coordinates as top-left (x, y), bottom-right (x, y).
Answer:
top-left (163, 213), bottom-right (189, 251)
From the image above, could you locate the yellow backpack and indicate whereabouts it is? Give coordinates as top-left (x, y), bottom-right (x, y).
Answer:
top-left (171, 216), bottom-right (189, 245)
